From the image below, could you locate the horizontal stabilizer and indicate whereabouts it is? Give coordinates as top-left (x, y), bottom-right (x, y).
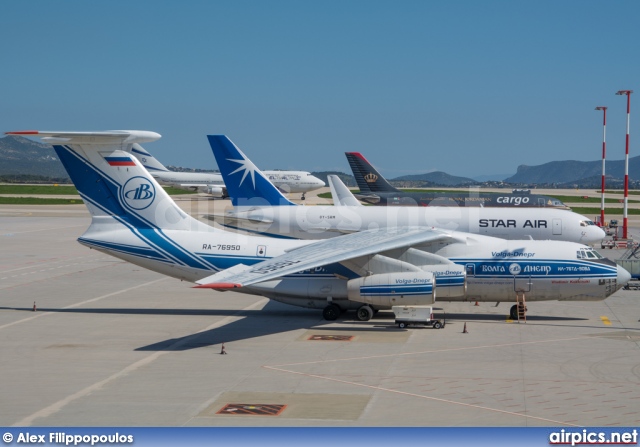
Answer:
top-left (5, 130), bottom-right (161, 145)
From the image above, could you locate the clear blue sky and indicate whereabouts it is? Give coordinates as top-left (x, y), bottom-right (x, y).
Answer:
top-left (3, 1), bottom-right (640, 179)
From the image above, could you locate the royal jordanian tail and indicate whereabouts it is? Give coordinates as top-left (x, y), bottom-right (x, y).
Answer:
top-left (207, 135), bottom-right (295, 207)
top-left (346, 152), bottom-right (399, 193)
top-left (5, 130), bottom-right (219, 281)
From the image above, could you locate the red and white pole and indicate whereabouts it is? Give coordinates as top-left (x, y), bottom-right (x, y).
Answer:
top-left (616, 90), bottom-right (633, 239)
top-left (596, 106), bottom-right (607, 226)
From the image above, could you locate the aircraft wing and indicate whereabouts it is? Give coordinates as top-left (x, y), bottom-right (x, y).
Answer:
top-left (195, 226), bottom-right (452, 289)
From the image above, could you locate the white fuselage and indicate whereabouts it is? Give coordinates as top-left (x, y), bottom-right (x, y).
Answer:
top-left (151, 170), bottom-right (324, 194)
top-left (78, 217), bottom-right (624, 312)
top-left (220, 205), bottom-right (605, 244)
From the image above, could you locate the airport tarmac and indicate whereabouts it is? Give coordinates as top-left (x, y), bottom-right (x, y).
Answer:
top-left (1, 202), bottom-right (640, 427)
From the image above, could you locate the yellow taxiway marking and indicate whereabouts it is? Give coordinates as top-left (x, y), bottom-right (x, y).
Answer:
top-left (600, 316), bottom-right (612, 326)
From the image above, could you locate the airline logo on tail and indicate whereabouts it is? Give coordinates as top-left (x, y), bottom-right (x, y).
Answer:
top-left (228, 156), bottom-right (258, 188)
top-left (364, 173), bottom-right (378, 183)
top-left (121, 176), bottom-right (156, 210)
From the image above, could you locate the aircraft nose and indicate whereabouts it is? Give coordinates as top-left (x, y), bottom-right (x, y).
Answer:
top-left (616, 264), bottom-right (632, 290)
top-left (584, 225), bottom-right (605, 243)
top-left (316, 178), bottom-right (326, 187)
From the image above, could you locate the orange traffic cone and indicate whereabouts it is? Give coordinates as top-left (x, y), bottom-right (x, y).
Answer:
top-left (463, 322), bottom-right (468, 333)
top-left (474, 301), bottom-right (479, 306)
top-left (32, 301), bottom-right (36, 312)
top-left (220, 343), bottom-right (227, 355)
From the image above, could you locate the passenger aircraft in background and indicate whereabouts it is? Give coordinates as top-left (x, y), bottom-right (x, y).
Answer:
top-left (6, 130), bottom-right (626, 323)
top-left (127, 143), bottom-right (325, 199)
top-left (345, 151), bottom-right (568, 208)
top-left (207, 136), bottom-right (604, 244)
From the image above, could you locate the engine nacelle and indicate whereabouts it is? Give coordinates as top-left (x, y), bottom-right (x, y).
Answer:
top-left (347, 272), bottom-right (435, 307)
top-left (203, 185), bottom-right (225, 197)
top-left (420, 264), bottom-right (466, 299)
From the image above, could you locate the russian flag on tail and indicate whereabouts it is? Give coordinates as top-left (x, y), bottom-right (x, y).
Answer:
top-left (104, 156), bottom-right (136, 166)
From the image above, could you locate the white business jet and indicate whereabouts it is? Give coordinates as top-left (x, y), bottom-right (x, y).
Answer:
top-left (207, 136), bottom-right (605, 244)
top-left (127, 143), bottom-right (325, 199)
top-left (6, 130), bottom-right (627, 322)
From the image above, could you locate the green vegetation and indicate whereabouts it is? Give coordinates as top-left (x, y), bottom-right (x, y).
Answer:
top-left (0, 184), bottom-right (78, 194)
top-left (571, 207), bottom-right (640, 216)
top-left (161, 186), bottom-right (195, 195)
top-left (318, 190), bottom-right (640, 204)
top-left (549, 195), bottom-right (640, 204)
top-left (0, 184), bottom-right (195, 204)
top-left (0, 197), bottom-right (83, 205)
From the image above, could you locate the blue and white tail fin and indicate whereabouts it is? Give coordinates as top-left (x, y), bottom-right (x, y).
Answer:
top-left (128, 143), bottom-right (170, 172)
top-left (207, 135), bottom-right (295, 207)
top-left (7, 130), bottom-right (199, 230)
top-left (328, 175), bottom-right (362, 207)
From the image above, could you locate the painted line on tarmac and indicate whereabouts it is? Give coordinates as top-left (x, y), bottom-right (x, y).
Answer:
top-left (0, 254), bottom-right (101, 275)
top-left (264, 335), bottom-right (592, 427)
top-left (12, 298), bottom-right (269, 427)
top-left (1, 224), bottom-right (86, 236)
top-left (0, 277), bottom-right (169, 331)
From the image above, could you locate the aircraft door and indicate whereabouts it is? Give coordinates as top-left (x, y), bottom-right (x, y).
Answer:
top-left (513, 275), bottom-right (532, 292)
top-left (552, 218), bottom-right (562, 235)
top-left (538, 198), bottom-right (546, 207)
top-left (465, 264), bottom-right (475, 277)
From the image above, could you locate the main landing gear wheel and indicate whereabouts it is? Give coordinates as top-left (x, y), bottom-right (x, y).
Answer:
top-left (510, 304), bottom-right (527, 319)
top-left (398, 322), bottom-right (407, 329)
top-left (301, 193), bottom-right (306, 201)
top-left (356, 305), bottom-right (374, 321)
top-left (322, 304), bottom-right (341, 321)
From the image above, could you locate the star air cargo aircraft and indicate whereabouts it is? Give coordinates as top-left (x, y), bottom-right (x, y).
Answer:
top-left (207, 136), bottom-right (605, 245)
top-left (6, 130), bottom-right (628, 322)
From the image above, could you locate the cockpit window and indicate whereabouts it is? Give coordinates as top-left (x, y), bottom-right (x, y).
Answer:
top-left (580, 220), bottom-right (596, 227)
top-left (577, 248), bottom-right (604, 259)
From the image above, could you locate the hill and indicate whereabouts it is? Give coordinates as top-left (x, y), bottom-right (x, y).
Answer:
top-left (0, 135), bottom-right (70, 179)
top-left (505, 156), bottom-right (640, 184)
top-left (390, 171), bottom-right (476, 187)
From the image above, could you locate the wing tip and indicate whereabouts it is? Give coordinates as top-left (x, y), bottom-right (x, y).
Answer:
top-left (5, 130), bottom-right (39, 135)
top-left (193, 282), bottom-right (243, 290)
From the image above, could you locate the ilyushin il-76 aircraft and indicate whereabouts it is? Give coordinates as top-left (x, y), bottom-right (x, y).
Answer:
top-left (208, 137), bottom-right (605, 244)
top-left (126, 143), bottom-right (325, 199)
top-left (6, 130), bottom-right (628, 322)
top-left (345, 151), bottom-right (568, 208)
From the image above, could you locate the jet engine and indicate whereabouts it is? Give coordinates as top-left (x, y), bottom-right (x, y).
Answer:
top-left (419, 264), bottom-right (466, 299)
top-left (204, 186), bottom-right (225, 198)
top-left (347, 272), bottom-right (435, 307)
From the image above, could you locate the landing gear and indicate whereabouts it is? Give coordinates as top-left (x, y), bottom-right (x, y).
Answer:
top-left (322, 303), bottom-right (341, 321)
top-left (356, 305), bottom-right (374, 321)
top-left (509, 304), bottom-right (527, 320)
top-left (301, 193), bottom-right (306, 201)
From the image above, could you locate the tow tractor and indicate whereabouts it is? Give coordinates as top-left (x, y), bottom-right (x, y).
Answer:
top-left (393, 306), bottom-right (445, 329)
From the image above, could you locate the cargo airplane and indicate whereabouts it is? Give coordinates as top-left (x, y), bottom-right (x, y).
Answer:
top-left (127, 143), bottom-right (325, 199)
top-left (207, 137), bottom-right (604, 244)
top-left (346, 151), bottom-right (567, 208)
top-left (6, 130), bottom-right (626, 322)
